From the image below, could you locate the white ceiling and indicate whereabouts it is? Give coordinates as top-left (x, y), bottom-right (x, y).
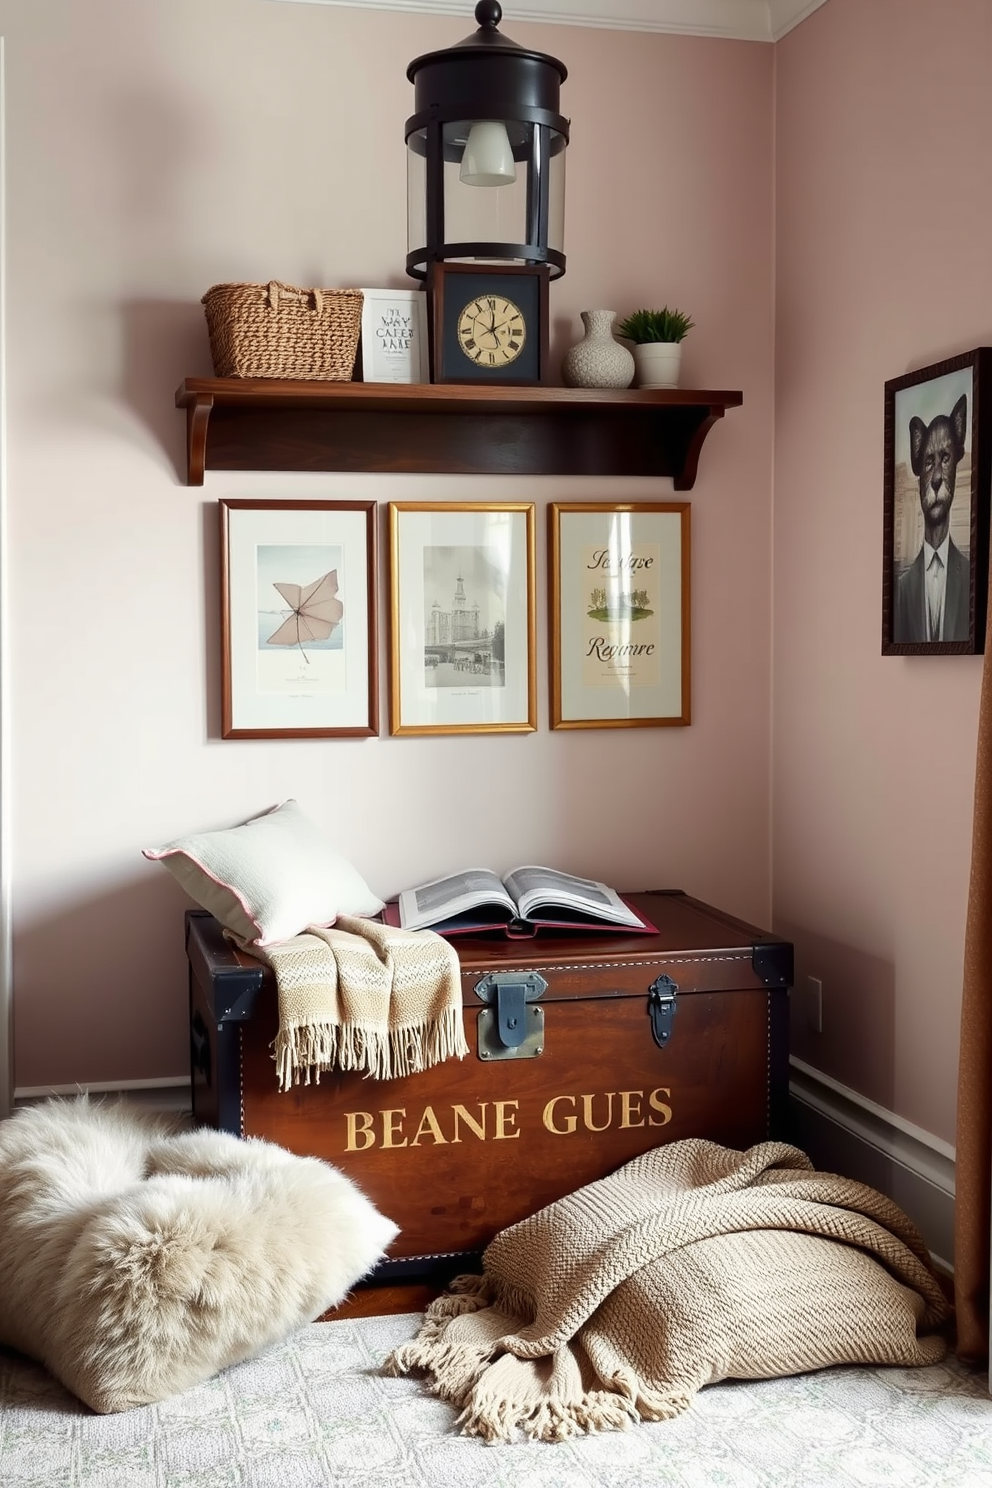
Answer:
top-left (267, 0), bottom-right (831, 43)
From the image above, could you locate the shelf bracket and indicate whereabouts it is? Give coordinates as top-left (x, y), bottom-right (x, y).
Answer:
top-left (674, 407), bottom-right (725, 492)
top-left (185, 392), bottom-right (214, 487)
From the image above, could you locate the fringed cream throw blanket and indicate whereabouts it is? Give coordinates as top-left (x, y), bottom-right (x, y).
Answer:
top-left (249, 917), bottom-right (468, 1090)
top-left (387, 1138), bottom-right (950, 1444)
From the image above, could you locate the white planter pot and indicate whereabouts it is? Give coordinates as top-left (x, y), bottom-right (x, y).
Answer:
top-left (632, 341), bottom-right (682, 389)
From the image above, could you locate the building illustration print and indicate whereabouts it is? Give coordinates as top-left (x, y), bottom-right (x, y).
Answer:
top-left (423, 545), bottom-right (506, 688)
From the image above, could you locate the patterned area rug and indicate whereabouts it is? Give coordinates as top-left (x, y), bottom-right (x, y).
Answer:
top-left (1, 1311), bottom-right (991, 1488)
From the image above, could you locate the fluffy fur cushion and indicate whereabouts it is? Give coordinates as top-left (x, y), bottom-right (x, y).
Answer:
top-left (0, 1097), bottom-right (398, 1412)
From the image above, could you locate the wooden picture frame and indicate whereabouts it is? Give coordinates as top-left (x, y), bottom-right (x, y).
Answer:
top-left (220, 499), bottom-right (378, 739)
top-left (429, 262), bottom-right (550, 385)
top-left (388, 501), bottom-right (537, 736)
top-left (549, 501), bottom-right (691, 729)
top-left (883, 348), bottom-right (991, 655)
top-left (358, 288), bottom-right (429, 384)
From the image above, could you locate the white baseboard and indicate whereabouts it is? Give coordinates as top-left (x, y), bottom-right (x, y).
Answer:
top-left (788, 1057), bottom-right (955, 1270)
top-left (13, 1076), bottom-right (192, 1118)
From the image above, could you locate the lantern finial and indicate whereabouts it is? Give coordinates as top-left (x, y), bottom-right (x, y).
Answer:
top-left (475, 2), bottom-right (502, 29)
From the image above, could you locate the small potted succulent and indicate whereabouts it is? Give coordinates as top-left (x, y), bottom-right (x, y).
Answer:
top-left (616, 306), bottom-right (695, 389)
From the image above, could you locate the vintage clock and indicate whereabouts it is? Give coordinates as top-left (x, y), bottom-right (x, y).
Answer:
top-left (430, 262), bottom-right (549, 385)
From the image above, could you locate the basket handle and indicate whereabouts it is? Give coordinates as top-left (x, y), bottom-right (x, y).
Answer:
top-left (267, 281), bottom-right (324, 315)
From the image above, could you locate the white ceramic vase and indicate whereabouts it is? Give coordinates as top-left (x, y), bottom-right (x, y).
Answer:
top-left (632, 341), bottom-right (682, 389)
top-left (561, 310), bottom-right (635, 389)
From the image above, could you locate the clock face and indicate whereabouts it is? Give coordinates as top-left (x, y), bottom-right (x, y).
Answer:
top-left (456, 294), bottom-right (527, 369)
top-left (431, 264), bottom-right (548, 384)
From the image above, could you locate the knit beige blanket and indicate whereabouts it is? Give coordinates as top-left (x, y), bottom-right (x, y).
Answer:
top-left (249, 916), bottom-right (468, 1090)
top-left (387, 1138), bottom-right (950, 1443)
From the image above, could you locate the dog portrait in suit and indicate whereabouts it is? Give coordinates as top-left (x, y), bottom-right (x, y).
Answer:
top-left (893, 392), bottom-right (970, 644)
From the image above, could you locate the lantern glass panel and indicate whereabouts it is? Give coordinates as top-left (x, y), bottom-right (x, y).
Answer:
top-left (407, 132), bottom-right (426, 259)
top-left (443, 120), bottom-right (528, 252)
top-left (546, 141), bottom-right (566, 255)
top-left (406, 120), bottom-right (566, 273)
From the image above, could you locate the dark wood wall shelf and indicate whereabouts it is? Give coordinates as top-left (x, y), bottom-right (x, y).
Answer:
top-left (175, 377), bottom-right (743, 489)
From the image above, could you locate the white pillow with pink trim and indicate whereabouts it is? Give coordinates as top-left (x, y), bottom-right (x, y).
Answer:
top-left (142, 799), bottom-right (384, 946)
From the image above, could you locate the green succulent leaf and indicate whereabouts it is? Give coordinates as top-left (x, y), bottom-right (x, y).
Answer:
top-left (616, 307), bottom-right (695, 344)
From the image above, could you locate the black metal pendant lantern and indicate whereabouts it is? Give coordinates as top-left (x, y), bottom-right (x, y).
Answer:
top-left (405, 0), bottom-right (569, 282)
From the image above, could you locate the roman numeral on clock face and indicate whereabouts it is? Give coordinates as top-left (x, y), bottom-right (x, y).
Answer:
top-left (453, 287), bottom-right (529, 371)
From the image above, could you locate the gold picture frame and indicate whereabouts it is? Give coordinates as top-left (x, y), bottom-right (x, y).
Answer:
top-left (549, 501), bottom-right (691, 729)
top-left (388, 501), bottom-right (537, 736)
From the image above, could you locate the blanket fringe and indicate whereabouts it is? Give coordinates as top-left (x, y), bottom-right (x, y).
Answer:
top-left (458, 1388), bottom-right (640, 1445)
top-left (634, 1386), bottom-right (695, 1422)
top-left (273, 1005), bottom-right (468, 1089)
top-left (424, 1292), bottom-right (493, 1322)
top-left (447, 1274), bottom-right (489, 1296)
top-left (385, 1335), bottom-right (497, 1405)
top-left (599, 1366), bottom-right (693, 1423)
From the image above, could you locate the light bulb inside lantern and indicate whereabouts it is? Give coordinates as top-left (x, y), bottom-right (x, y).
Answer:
top-left (459, 121), bottom-right (517, 186)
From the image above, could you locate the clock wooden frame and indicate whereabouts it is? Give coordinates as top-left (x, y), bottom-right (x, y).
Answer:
top-left (429, 262), bottom-right (550, 386)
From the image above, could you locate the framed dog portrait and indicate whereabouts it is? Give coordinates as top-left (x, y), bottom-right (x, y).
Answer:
top-left (882, 348), bottom-right (992, 655)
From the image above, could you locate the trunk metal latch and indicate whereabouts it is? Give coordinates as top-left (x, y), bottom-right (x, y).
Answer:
top-left (473, 971), bottom-right (548, 1061)
top-left (648, 974), bottom-right (678, 1048)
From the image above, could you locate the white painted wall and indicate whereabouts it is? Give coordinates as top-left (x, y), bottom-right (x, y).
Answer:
top-left (1, 0), bottom-right (774, 1089)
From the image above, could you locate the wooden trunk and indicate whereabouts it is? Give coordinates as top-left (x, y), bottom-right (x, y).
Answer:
top-left (186, 891), bottom-right (791, 1308)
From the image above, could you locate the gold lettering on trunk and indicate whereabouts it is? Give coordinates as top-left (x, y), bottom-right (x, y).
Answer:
top-left (542, 1095), bottom-right (578, 1134)
top-left (341, 1087), bottom-right (674, 1149)
top-left (451, 1104), bottom-right (488, 1142)
top-left (492, 1100), bottom-right (520, 1139)
top-left (410, 1106), bottom-right (447, 1146)
top-left (381, 1108), bottom-right (408, 1148)
top-left (619, 1090), bottom-right (645, 1128)
top-left (581, 1092), bottom-right (616, 1132)
top-left (648, 1087), bottom-right (673, 1126)
top-left (345, 1111), bottom-right (376, 1152)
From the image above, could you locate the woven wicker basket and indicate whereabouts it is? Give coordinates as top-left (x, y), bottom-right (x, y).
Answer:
top-left (201, 281), bottom-right (364, 380)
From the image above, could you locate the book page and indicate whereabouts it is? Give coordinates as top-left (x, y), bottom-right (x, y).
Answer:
top-left (397, 868), bottom-right (516, 931)
top-left (502, 865), bottom-right (644, 927)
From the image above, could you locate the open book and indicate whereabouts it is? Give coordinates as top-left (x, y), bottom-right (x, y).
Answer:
top-left (384, 865), bottom-right (656, 939)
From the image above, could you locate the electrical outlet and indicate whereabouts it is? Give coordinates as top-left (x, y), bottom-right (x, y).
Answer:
top-left (806, 976), bottom-right (823, 1034)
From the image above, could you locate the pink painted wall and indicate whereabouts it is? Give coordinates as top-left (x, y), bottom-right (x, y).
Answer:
top-left (3, 1), bottom-right (774, 1088)
top-left (773, 0), bottom-right (992, 1143)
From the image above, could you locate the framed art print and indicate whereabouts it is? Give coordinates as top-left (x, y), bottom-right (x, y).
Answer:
top-left (388, 501), bottom-right (536, 736)
top-left (359, 288), bottom-right (429, 384)
top-left (429, 263), bottom-right (549, 385)
top-left (549, 501), bottom-right (690, 729)
top-left (882, 347), bottom-right (991, 656)
top-left (220, 500), bottom-right (378, 738)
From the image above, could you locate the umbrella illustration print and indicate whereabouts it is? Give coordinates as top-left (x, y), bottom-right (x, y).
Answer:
top-left (266, 570), bottom-right (343, 662)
